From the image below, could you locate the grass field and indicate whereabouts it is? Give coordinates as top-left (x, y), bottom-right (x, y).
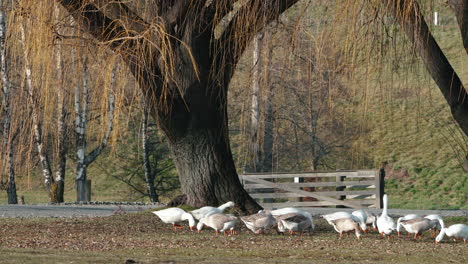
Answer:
top-left (0, 210), bottom-right (466, 264)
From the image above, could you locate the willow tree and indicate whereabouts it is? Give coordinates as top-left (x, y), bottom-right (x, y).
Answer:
top-left (57, 0), bottom-right (300, 211)
top-left (382, 0), bottom-right (468, 167)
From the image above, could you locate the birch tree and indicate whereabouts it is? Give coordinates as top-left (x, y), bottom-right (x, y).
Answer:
top-left (75, 60), bottom-right (116, 202)
top-left (249, 34), bottom-right (261, 172)
top-left (20, 15), bottom-right (56, 200)
top-left (52, 5), bottom-right (69, 203)
top-left (0, 0), bottom-right (17, 204)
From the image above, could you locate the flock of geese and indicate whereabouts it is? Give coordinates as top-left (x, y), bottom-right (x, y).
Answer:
top-left (152, 195), bottom-right (467, 243)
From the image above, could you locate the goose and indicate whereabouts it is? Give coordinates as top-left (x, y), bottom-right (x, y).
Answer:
top-left (376, 194), bottom-right (396, 239)
top-left (196, 213), bottom-right (239, 236)
top-left (399, 217), bottom-right (439, 239)
top-left (190, 201), bottom-right (237, 220)
top-left (271, 207), bottom-right (314, 231)
top-left (424, 214), bottom-right (445, 237)
top-left (323, 211), bottom-right (367, 232)
top-left (275, 213), bottom-right (313, 235)
top-left (396, 214), bottom-right (420, 236)
top-left (240, 210), bottom-right (276, 234)
top-left (329, 218), bottom-right (362, 240)
top-left (351, 209), bottom-right (371, 232)
top-left (152, 208), bottom-right (196, 231)
top-left (435, 224), bottom-right (468, 243)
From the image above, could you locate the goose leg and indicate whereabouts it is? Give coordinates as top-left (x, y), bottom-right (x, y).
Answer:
top-left (172, 224), bottom-right (183, 231)
top-left (387, 235), bottom-right (391, 241)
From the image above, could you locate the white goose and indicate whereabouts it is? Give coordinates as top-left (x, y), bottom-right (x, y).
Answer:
top-left (197, 213), bottom-right (239, 236)
top-left (351, 209), bottom-right (370, 232)
top-left (329, 218), bottom-right (362, 240)
top-left (152, 208), bottom-right (196, 231)
top-left (190, 201), bottom-right (236, 220)
top-left (396, 214), bottom-right (420, 236)
top-left (376, 194), bottom-right (396, 239)
top-left (435, 224), bottom-right (468, 243)
top-left (399, 217), bottom-right (440, 239)
top-left (271, 207), bottom-right (314, 231)
top-left (323, 211), bottom-right (367, 232)
top-left (275, 213), bottom-right (313, 235)
top-left (424, 214), bottom-right (445, 237)
top-left (241, 210), bottom-right (276, 234)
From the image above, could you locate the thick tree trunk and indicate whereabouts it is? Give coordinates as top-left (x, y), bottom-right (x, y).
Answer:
top-left (164, 92), bottom-right (259, 212)
top-left (384, 0), bottom-right (468, 136)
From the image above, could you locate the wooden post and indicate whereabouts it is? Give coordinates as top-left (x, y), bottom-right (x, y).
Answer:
top-left (295, 176), bottom-right (304, 202)
top-left (335, 175), bottom-right (346, 208)
top-left (375, 168), bottom-right (385, 208)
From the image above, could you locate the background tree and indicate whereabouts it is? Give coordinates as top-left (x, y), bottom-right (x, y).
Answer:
top-left (0, 0), bottom-right (17, 204)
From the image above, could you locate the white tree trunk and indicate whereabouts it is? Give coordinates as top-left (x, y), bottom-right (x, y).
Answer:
top-left (54, 4), bottom-right (67, 202)
top-left (0, 1), bottom-right (17, 204)
top-left (250, 34), bottom-right (261, 172)
top-left (75, 60), bottom-right (116, 202)
top-left (20, 16), bottom-right (53, 191)
top-left (75, 58), bottom-right (88, 201)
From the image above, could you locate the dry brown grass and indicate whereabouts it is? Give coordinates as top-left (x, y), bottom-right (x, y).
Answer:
top-left (0, 212), bottom-right (466, 264)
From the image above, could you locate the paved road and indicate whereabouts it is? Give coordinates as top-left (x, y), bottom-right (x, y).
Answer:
top-left (0, 204), bottom-right (466, 218)
top-left (0, 204), bottom-right (163, 218)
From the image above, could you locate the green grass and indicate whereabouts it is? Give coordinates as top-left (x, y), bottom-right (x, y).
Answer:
top-left (0, 212), bottom-right (466, 264)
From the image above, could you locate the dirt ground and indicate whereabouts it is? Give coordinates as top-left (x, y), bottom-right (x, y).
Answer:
top-left (0, 211), bottom-right (466, 264)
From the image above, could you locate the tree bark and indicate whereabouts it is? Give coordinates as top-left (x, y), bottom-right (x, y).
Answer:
top-left (58, 0), bottom-right (299, 212)
top-left (260, 31), bottom-right (275, 173)
top-left (74, 57), bottom-right (88, 202)
top-left (250, 34), bottom-right (262, 172)
top-left (0, 0), bottom-right (17, 204)
top-left (141, 94), bottom-right (159, 202)
top-left (383, 0), bottom-right (468, 136)
top-left (448, 0), bottom-right (468, 55)
top-left (53, 5), bottom-right (68, 203)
